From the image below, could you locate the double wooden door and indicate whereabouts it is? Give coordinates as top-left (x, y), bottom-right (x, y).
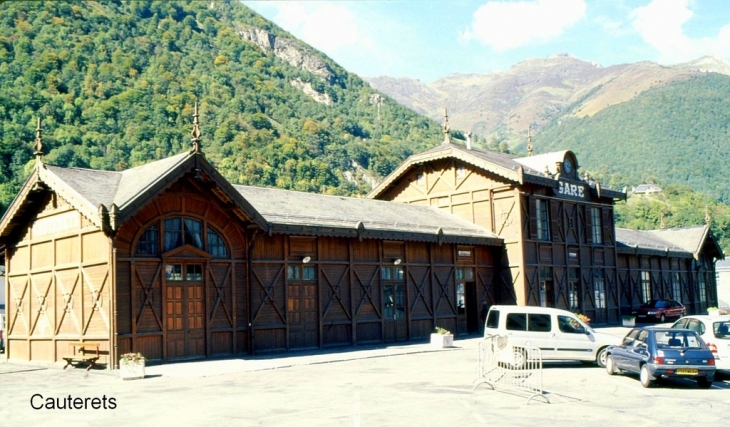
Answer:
top-left (288, 282), bottom-right (319, 349)
top-left (166, 282), bottom-right (206, 359)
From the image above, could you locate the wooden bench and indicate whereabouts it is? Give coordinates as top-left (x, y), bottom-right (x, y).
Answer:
top-left (62, 342), bottom-right (101, 371)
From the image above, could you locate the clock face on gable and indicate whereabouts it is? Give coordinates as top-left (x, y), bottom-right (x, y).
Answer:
top-left (563, 157), bottom-right (574, 177)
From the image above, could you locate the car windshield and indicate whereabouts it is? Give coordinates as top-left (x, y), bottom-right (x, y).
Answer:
top-left (655, 330), bottom-right (703, 349)
top-left (640, 300), bottom-right (666, 308)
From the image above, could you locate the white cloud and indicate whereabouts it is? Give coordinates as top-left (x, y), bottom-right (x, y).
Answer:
top-left (462, 0), bottom-right (587, 51)
top-left (258, 2), bottom-right (372, 53)
top-left (630, 0), bottom-right (730, 63)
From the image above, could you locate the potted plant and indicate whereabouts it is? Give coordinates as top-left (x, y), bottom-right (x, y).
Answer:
top-left (430, 326), bottom-right (453, 348)
top-left (576, 313), bottom-right (591, 324)
top-left (708, 307), bottom-right (720, 316)
top-left (622, 315), bottom-right (636, 327)
top-left (119, 352), bottom-right (145, 380)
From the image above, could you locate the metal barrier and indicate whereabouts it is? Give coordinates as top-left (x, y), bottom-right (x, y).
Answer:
top-left (472, 334), bottom-right (550, 404)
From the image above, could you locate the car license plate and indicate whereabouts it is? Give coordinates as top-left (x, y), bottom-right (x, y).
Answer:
top-left (677, 368), bottom-right (698, 375)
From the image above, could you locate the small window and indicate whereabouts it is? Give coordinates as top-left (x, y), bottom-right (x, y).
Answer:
top-left (528, 314), bottom-right (551, 332)
top-left (165, 264), bottom-right (183, 281)
top-left (303, 265), bottom-right (316, 281)
top-left (536, 199), bottom-right (551, 241)
top-left (186, 264), bottom-right (203, 281)
top-left (288, 265), bottom-right (316, 281)
top-left (287, 265), bottom-right (301, 280)
top-left (641, 271), bottom-right (651, 303)
top-left (594, 270), bottom-right (606, 309)
top-left (136, 224), bottom-right (159, 255)
top-left (486, 309), bottom-right (500, 329)
top-left (456, 283), bottom-right (465, 314)
top-left (207, 227), bottom-right (229, 258)
top-left (381, 266), bottom-right (404, 281)
top-left (590, 207), bottom-right (602, 244)
top-left (506, 313), bottom-right (527, 331)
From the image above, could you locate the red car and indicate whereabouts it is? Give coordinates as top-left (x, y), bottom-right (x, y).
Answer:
top-left (633, 299), bottom-right (686, 323)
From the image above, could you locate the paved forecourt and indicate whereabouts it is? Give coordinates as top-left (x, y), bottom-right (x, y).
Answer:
top-left (1, 327), bottom-right (728, 426)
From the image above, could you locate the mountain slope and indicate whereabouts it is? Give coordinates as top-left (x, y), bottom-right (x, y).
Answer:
top-left (0, 0), bottom-right (443, 215)
top-left (533, 73), bottom-right (730, 203)
top-left (366, 54), bottom-right (729, 144)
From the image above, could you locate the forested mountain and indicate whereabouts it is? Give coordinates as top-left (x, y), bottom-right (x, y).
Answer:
top-left (0, 0), bottom-right (443, 216)
top-left (366, 54), bottom-right (730, 145)
top-left (533, 74), bottom-right (730, 204)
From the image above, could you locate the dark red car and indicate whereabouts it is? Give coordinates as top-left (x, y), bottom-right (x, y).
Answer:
top-left (633, 299), bottom-right (686, 323)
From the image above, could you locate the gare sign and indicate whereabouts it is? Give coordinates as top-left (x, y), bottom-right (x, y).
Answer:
top-left (555, 180), bottom-right (588, 200)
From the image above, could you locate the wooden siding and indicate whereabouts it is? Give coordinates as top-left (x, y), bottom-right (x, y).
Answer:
top-left (5, 194), bottom-right (112, 364)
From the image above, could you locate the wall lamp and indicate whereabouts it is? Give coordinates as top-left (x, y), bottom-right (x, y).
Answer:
top-left (393, 259), bottom-right (402, 265)
top-left (302, 256), bottom-right (311, 264)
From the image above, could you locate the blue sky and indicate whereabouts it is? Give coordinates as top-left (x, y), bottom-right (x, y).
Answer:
top-left (242, 0), bottom-right (730, 82)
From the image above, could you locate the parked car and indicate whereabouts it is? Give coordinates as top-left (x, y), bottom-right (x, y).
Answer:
top-left (484, 305), bottom-right (620, 368)
top-left (633, 299), bottom-right (686, 323)
top-left (671, 315), bottom-right (730, 375)
top-left (605, 327), bottom-right (715, 388)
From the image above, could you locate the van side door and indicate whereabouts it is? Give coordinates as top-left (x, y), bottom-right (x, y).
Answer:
top-left (554, 314), bottom-right (595, 362)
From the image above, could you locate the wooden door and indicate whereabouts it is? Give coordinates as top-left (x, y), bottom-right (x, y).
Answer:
top-left (165, 282), bottom-right (206, 359)
top-left (383, 283), bottom-right (407, 342)
top-left (288, 282), bottom-right (318, 349)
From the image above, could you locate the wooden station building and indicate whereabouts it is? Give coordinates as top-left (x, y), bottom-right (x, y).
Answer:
top-left (0, 113), bottom-right (722, 367)
top-left (368, 126), bottom-right (723, 325)
top-left (0, 116), bottom-right (503, 367)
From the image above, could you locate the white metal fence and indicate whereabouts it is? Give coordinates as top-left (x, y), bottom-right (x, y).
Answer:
top-left (472, 334), bottom-right (550, 403)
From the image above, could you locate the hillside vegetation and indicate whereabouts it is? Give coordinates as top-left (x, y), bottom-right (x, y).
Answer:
top-left (534, 74), bottom-right (730, 204)
top-left (0, 0), bottom-right (442, 216)
top-left (615, 185), bottom-right (730, 254)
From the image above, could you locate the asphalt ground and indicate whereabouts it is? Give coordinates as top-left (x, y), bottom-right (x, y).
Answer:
top-left (1, 326), bottom-right (728, 426)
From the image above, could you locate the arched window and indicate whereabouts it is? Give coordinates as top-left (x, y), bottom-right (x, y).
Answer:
top-left (135, 217), bottom-right (230, 258)
top-left (207, 227), bottom-right (229, 258)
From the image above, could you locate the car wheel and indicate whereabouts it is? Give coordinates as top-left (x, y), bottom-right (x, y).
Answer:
top-left (640, 365), bottom-right (654, 388)
top-left (697, 378), bottom-right (713, 389)
top-left (596, 347), bottom-right (608, 368)
top-left (660, 314), bottom-right (666, 323)
top-left (605, 355), bottom-right (616, 375)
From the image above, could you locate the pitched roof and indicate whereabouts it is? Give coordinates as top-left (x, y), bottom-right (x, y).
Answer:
top-left (0, 151), bottom-right (269, 238)
top-left (367, 142), bottom-right (625, 200)
top-left (234, 185), bottom-right (502, 246)
top-left (616, 225), bottom-right (724, 259)
top-left (0, 151), bottom-right (502, 247)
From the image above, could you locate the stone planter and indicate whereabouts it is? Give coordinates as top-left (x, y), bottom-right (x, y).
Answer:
top-left (622, 316), bottom-right (636, 327)
top-left (430, 333), bottom-right (453, 348)
top-left (119, 360), bottom-right (145, 380)
top-left (708, 309), bottom-right (721, 317)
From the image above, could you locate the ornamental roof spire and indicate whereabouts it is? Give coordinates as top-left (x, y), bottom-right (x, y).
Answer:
top-left (34, 117), bottom-right (43, 162)
top-left (706, 205), bottom-right (711, 225)
top-left (442, 106), bottom-right (451, 145)
top-left (527, 126), bottom-right (533, 157)
top-left (191, 102), bottom-right (201, 154)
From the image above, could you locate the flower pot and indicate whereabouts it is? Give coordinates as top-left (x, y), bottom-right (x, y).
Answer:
top-left (708, 309), bottom-right (721, 317)
top-left (622, 316), bottom-right (636, 327)
top-left (430, 333), bottom-right (453, 348)
top-left (120, 360), bottom-right (145, 380)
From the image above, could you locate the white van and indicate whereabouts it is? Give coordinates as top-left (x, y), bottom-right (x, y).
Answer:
top-left (484, 305), bottom-right (620, 367)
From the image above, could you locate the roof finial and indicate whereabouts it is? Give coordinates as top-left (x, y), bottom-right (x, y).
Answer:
top-left (705, 205), bottom-right (711, 225)
top-left (191, 102), bottom-right (201, 153)
top-left (34, 117), bottom-right (43, 162)
top-left (442, 106), bottom-right (451, 145)
top-left (660, 212), bottom-right (666, 229)
top-left (527, 126), bottom-right (533, 157)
